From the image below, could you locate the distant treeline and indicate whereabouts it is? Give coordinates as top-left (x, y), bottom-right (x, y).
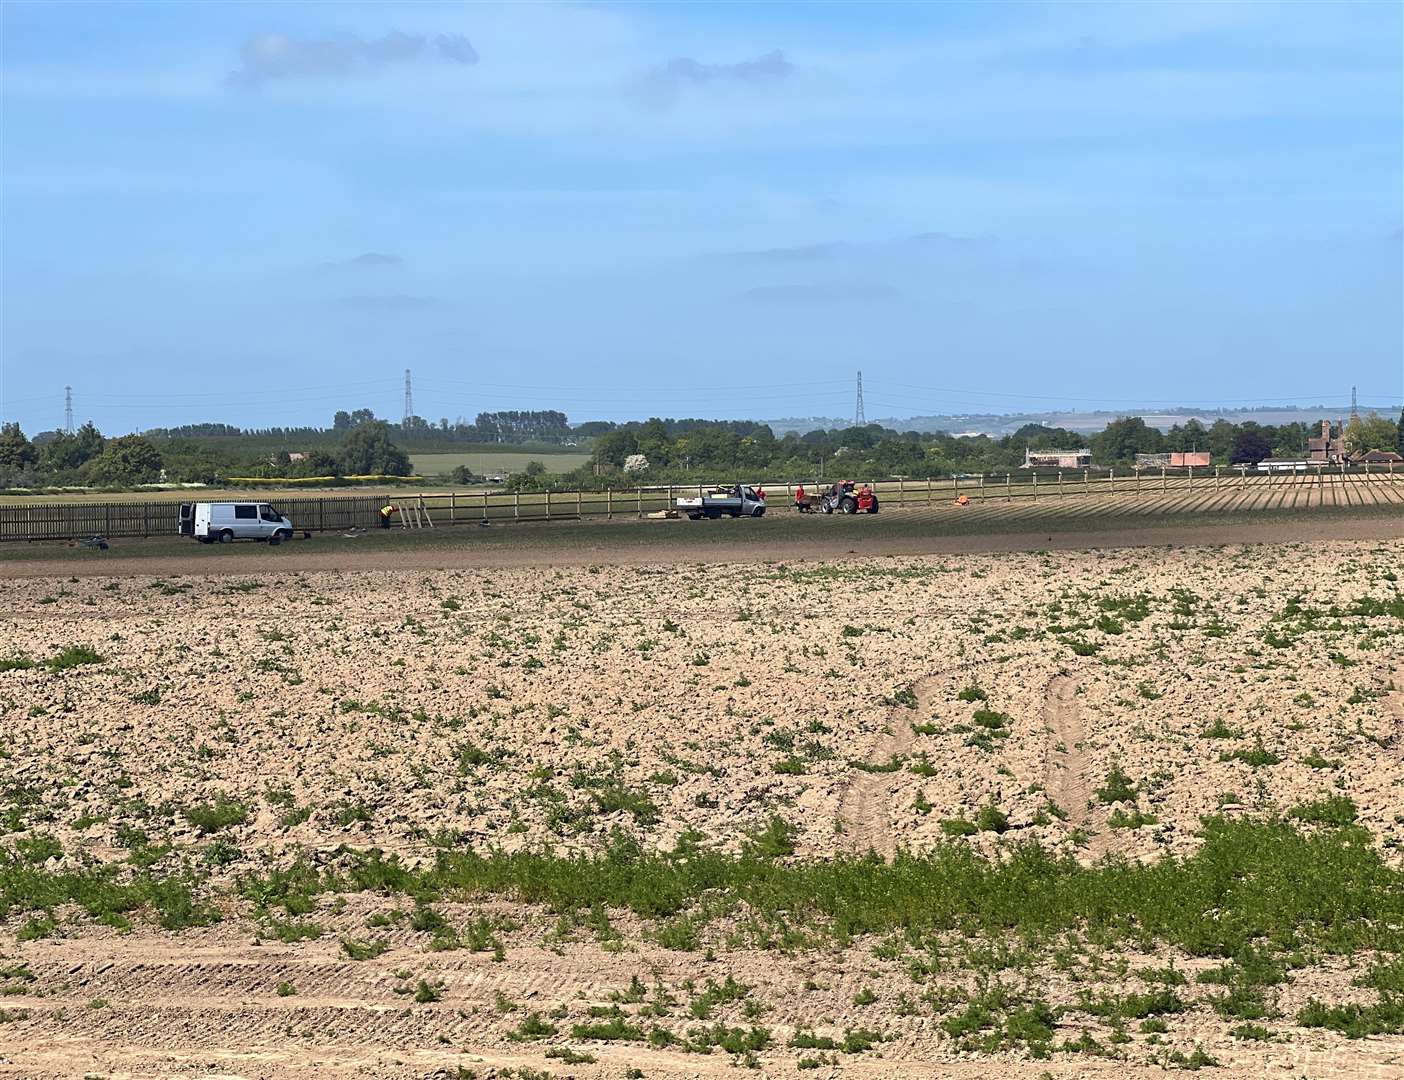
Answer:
top-left (143, 409), bottom-right (577, 446)
top-left (3, 408), bottom-right (1400, 493)
top-left (580, 413), bottom-right (1404, 484)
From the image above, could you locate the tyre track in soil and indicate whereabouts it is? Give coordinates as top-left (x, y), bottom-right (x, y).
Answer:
top-left (1041, 673), bottom-right (1122, 863)
top-left (837, 675), bottom-right (941, 859)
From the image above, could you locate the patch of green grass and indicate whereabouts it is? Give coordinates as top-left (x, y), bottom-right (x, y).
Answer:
top-left (1220, 739), bottom-right (1280, 768)
top-left (1095, 766), bottom-right (1136, 805)
top-left (1297, 996), bottom-right (1404, 1038)
top-left (184, 797), bottom-right (249, 835)
top-left (1288, 795), bottom-right (1357, 828)
top-left (46, 645), bottom-right (105, 670)
top-left (340, 936), bottom-right (389, 961)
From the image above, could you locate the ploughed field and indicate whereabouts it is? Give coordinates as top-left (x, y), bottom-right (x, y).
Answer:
top-left (2, 539), bottom-right (1403, 1078)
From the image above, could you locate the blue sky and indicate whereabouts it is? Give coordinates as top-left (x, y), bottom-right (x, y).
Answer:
top-left (1, 0), bottom-right (1400, 432)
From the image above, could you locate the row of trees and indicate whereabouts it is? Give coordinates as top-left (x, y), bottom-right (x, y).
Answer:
top-left (585, 412), bottom-right (1404, 482)
top-left (0, 422), bottom-right (167, 487)
top-left (4, 408), bottom-right (1401, 491)
top-left (342, 409), bottom-right (574, 444)
top-left (0, 420), bottom-right (413, 489)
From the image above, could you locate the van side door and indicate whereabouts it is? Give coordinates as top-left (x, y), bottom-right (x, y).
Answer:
top-left (233, 503), bottom-right (259, 538)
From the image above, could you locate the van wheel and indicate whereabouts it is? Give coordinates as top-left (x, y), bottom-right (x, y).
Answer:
top-left (275, 529), bottom-right (292, 542)
top-left (218, 530), bottom-right (234, 544)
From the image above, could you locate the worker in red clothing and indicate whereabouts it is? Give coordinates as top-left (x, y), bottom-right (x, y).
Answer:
top-left (794, 484), bottom-right (811, 512)
top-left (755, 484), bottom-right (766, 501)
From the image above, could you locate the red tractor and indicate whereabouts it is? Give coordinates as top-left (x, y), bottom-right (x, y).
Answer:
top-left (818, 480), bottom-right (879, 514)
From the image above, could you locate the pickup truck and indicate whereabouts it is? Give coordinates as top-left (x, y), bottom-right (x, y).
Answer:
top-left (676, 485), bottom-right (767, 519)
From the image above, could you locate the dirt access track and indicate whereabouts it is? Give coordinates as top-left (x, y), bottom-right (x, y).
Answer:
top-left (2, 499), bottom-right (1401, 579)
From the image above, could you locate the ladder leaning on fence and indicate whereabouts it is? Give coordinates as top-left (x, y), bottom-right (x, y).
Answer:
top-left (399, 496), bottom-right (434, 529)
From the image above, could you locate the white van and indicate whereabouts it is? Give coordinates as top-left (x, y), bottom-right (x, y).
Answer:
top-left (179, 502), bottom-right (295, 544)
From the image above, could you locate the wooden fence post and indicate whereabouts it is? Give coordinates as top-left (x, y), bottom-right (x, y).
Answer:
top-left (1161, 466), bottom-right (1167, 493)
top-left (514, 492), bottom-right (520, 521)
top-left (606, 488), bottom-right (612, 519)
top-left (450, 492), bottom-right (457, 523)
top-left (545, 490), bottom-right (551, 520)
top-left (1006, 473), bottom-right (1011, 501)
top-left (1109, 466), bottom-right (1115, 494)
top-left (1033, 472), bottom-right (1038, 500)
top-left (926, 476), bottom-right (932, 505)
top-left (636, 487), bottom-right (642, 518)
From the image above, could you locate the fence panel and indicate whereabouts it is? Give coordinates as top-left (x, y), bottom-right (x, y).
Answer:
top-left (2, 470), bottom-right (1399, 541)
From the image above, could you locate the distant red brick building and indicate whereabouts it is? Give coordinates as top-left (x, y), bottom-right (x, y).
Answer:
top-left (1307, 420), bottom-right (1346, 464)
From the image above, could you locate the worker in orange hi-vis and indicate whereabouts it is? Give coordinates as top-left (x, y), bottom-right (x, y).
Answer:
top-left (955, 494), bottom-right (970, 507)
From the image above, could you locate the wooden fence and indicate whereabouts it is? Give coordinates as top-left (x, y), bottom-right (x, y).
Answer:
top-left (0, 464), bottom-right (1398, 542)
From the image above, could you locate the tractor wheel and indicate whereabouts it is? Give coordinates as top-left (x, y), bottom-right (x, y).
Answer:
top-left (869, 498), bottom-right (880, 514)
top-left (839, 495), bottom-right (857, 514)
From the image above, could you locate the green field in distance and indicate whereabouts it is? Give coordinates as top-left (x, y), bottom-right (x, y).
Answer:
top-left (409, 451), bottom-right (591, 476)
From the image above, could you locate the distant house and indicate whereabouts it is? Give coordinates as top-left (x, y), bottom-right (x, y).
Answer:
top-left (1351, 449), bottom-right (1403, 465)
top-left (1306, 420), bottom-right (1346, 463)
top-left (1135, 452), bottom-right (1211, 468)
top-left (287, 452), bottom-right (308, 463)
top-left (1024, 448), bottom-right (1092, 469)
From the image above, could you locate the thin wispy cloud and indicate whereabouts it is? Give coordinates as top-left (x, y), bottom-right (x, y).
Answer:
top-left (713, 241), bottom-right (843, 264)
top-left (659, 49), bottom-right (793, 86)
top-left (737, 282), bottom-right (900, 305)
top-left (642, 49), bottom-right (793, 102)
top-left (336, 293), bottom-right (441, 311)
top-left (228, 31), bottom-right (477, 87)
top-left (328, 252), bottom-right (403, 269)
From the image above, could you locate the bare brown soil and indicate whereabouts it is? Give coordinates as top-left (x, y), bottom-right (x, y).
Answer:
top-left (2, 536), bottom-right (1403, 1077)
top-left (3, 508), bottom-right (1401, 580)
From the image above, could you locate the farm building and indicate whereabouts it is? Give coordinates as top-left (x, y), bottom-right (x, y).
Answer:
top-left (1307, 420), bottom-right (1346, 464)
top-left (1351, 449), bottom-right (1402, 465)
top-left (1023, 448), bottom-right (1092, 468)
